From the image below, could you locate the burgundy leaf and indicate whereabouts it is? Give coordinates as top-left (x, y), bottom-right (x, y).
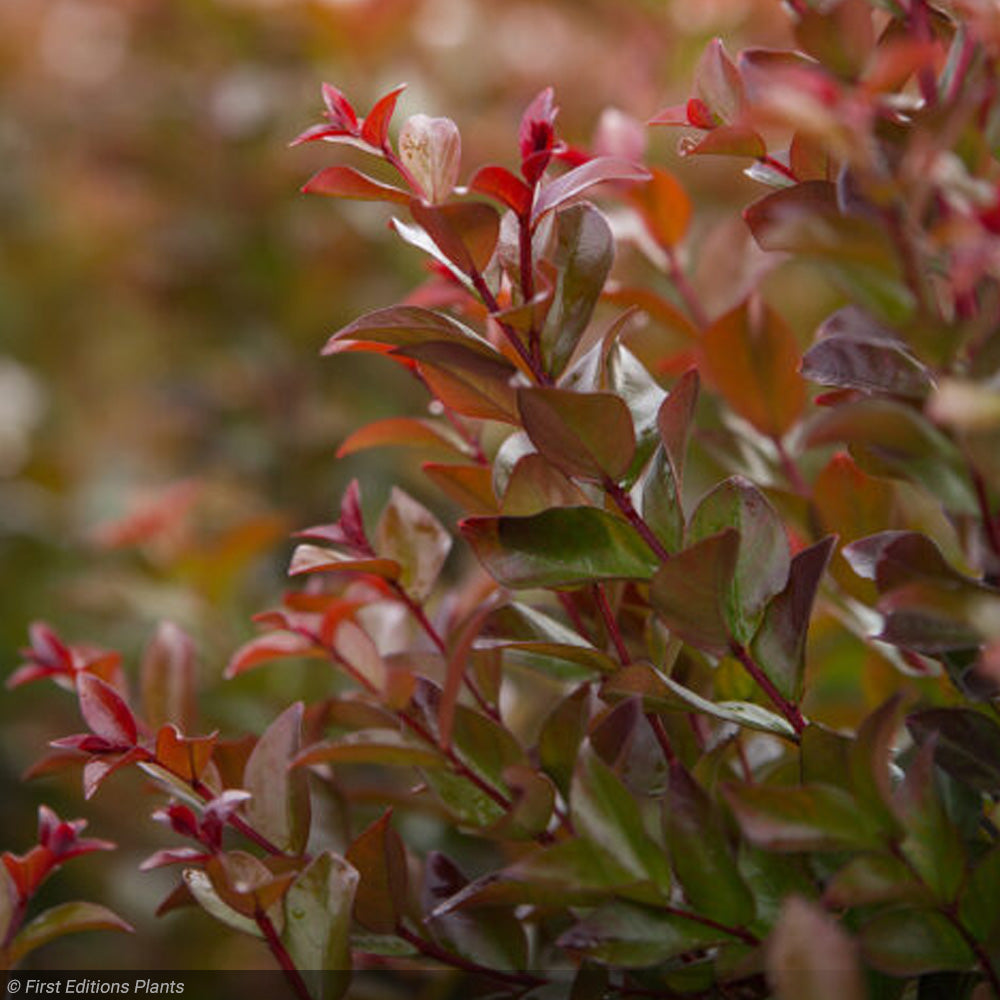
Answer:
top-left (76, 674), bottom-right (138, 747)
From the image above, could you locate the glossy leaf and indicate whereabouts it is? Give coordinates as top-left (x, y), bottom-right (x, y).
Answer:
top-left (374, 487), bottom-right (451, 602)
top-left (649, 529), bottom-right (739, 655)
top-left (154, 724), bottom-right (215, 782)
top-left (282, 852), bottom-right (358, 1000)
top-left (700, 299), bottom-right (805, 438)
top-left (7, 902), bottom-right (133, 966)
top-left (345, 811), bottom-right (408, 935)
top-left (301, 165), bottom-right (410, 204)
top-left (182, 868), bottom-right (263, 938)
top-left (766, 896), bottom-right (864, 1000)
top-left (860, 909), bottom-right (974, 975)
top-left (323, 305), bottom-right (499, 361)
top-left (288, 544), bottom-right (401, 581)
top-left (751, 536), bottom-right (836, 700)
top-left (723, 782), bottom-right (886, 851)
top-left (571, 746), bottom-right (672, 892)
top-left (664, 762), bottom-right (754, 924)
top-left (638, 446), bottom-right (684, 554)
top-left (658, 368), bottom-right (700, 484)
top-left (518, 387), bottom-right (635, 482)
top-left (141, 621), bottom-right (197, 732)
top-left (469, 164), bottom-right (532, 217)
top-left (422, 463), bottom-right (496, 514)
top-left (243, 702), bottom-right (311, 856)
top-left (557, 900), bottom-right (734, 968)
top-left (499, 452), bottom-right (588, 516)
top-left (293, 730), bottom-right (445, 770)
top-left (801, 331), bottom-right (932, 400)
top-left (541, 204), bottom-right (614, 377)
top-left (359, 84), bottom-right (405, 148)
top-left (539, 685), bottom-right (591, 795)
top-left (409, 200), bottom-right (499, 274)
top-left (77, 673), bottom-right (137, 747)
top-left (688, 476), bottom-right (790, 643)
top-left (532, 157), bottom-right (650, 223)
top-left (604, 342), bottom-right (667, 485)
top-left (824, 853), bottom-right (923, 907)
top-left (695, 38), bottom-right (744, 124)
top-left (461, 507), bottom-right (658, 589)
top-left (225, 632), bottom-right (324, 679)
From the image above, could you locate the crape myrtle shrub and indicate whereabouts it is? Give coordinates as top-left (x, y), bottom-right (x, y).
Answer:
top-left (7, 0), bottom-right (1000, 996)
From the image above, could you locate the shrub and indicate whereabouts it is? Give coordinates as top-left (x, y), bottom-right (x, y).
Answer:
top-left (7, 1), bottom-right (1000, 998)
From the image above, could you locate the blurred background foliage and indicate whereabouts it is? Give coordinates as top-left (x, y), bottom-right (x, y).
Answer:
top-left (0, 0), bottom-right (819, 972)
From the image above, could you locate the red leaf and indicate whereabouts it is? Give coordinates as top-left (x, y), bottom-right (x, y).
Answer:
top-left (154, 724), bottom-right (217, 782)
top-left (224, 633), bottom-right (323, 680)
top-left (360, 84), bottom-right (406, 148)
top-left (519, 87), bottom-right (559, 185)
top-left (469, 165), bottom-right (533, 217)
top-left (648, 103), bottom-right (691, 127)
top-left (77, 674), bottom-right (137, 747)
top-left (302, 166), bottom-right (410, 205)
top-left (321, 83), bottom-right (359, 132)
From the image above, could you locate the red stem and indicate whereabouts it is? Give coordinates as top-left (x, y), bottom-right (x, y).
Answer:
top-left (665, 247), bottom-right (710, 330)
top-left (190, 778), bottom-right (299, 859)
top-left (604, 478), bottom-right (671, 562)
top-left (774, 437), bottom-right (809, 497)
top-left (593, 584), bottom-right (631, 665)
top-left (647, 713), bottom-right (677, 765)
top-left (729, 641), bottom-right (805, 736)
top-left (758, 154), bottom-right (798, 184)
top-left (396, 923), bottom-right (546, 987)
top-left (256, 908), bottom-right (314, 1000)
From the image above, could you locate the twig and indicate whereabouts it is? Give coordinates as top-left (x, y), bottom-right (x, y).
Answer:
top-left (256, 908), bottom-right (314, 1000)
top-left (603, 478), bottom-right (671, 562)
top-left (729, 641), bottom-right (805, 736)
top-left (665, 247), bottom-right (710, 330)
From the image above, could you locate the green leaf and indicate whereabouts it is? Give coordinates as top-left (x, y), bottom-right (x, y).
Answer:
top-left (824, 853), bottom-right (924, 907)
top-left (517, 388), bottom-right (636, 482)
top-left (541, 204), bottom-right (614, 377)
top-left (571, 746), bottom-right (672, 893)
top-left (751, 536), bottom-right (835, 701)
top-left (373, 487), bottom-right (451, 602)
top-left (461, 507), bottom-right (658, 589)
top-left (688, 477), bottom-right (791, 643)
top-left (806, 399), bottom-right (978, 514)
top-left (664, 762), bottom-right (755, 925)
top-left (658, 368), bottom-right (700, 485)
top-left (893, 741), bottom-right (966, 903)
top-left (539, 684), bottom-right (592, 795)
top-left (293, 730), bottom-right (447, 770)
top-left (861, 909), bottom-right (974, 976)
top-left (699, 300), bottom-right (806, 438)
top-left (7, 902), bottom-right (133, 966)
top-left (282, 853), bottom-right (358, 999)
top-left (843, 531), bottom-right (975, 593)
top-left (604, 664), bottom-right (797, 738)
top-left (649, 529), bottom-right (739, 655)
top-left (638, 445), bottom-right (684, 554)
top-left (848, 695), bottom-right (907, 833)
top-left (477, 602), bottom-right (617, 677)
top-left (344, 811), bottom-right (408, 935)
top-left (431, 838), bottom-right (654, 913)
top-left (908, 709), bottom-right (1000, 794)
top-left (421, 768), bottom-right (506, 828)
top-left (183, 868), bottom-right (263, 938)
top-left (557, 900), bottom-right (736, 968)
top-left (243, 702), bottom-right (311, 856)
top-left (960, 845), bottom-right (1000, 943)
top-left (766, 896), bottom-right (865, 1000)
top-left (724, 782), bottom-right (887, 852)
top-left (604, 343), bottom-right (667, 486)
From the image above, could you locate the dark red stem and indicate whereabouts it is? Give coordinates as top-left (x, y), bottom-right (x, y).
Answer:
top-left (729, 641), bottom-right (805, 736)
top-left (256, 908), bottom-right (314, 1000)
top-left (666, 247), bottom-right (710, 330)
top-left (604, 478), bottom-right (671, 562)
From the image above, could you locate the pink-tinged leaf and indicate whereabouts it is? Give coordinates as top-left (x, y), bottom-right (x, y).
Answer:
top-left (409, 200), bottom-right (500, 275)
top-left (532, 158), bottom-right (651, 224)
top-left (399, 115), bottom-right (462, 203)
top-left (8, 902), bottom-right (133, 966)
top-left (244, 702), bottom-right (310, 856)
top-left (337, 417), bottom-right (469, 459)
top-left (648, 103), bottom-right (692, 127)
top-left (439, 606), bottom-right (494, 751)
top-left (77, 674), bottom-right (137, 747)
top-left (649, 530), bottom-right (740, 656)
top-left (767, 896), bottom-right (865, 1000)
top-left (302, 165), bottom-right (410, 205)
top-left (288, 122), bottom-right (352, 148)
top-left (469, 165), bottom-right (533, 217)
top-left (657, 368), bottom-right (700, 484)
top-left (321, 83), bottom-right (359, 132)
top-left (374, 487), bottom-right (452, 602)
top-left (141, 621), bottom-right (197, 733)
top-left (681, 126), bottom-right (766, 158)
top-left (28, 622), bottom-right (74, 672)
top-left (359, 84), bottom-right (405, 148)
top-left (694, 38), bottom-right (745, 124)
top-left (293, 730), bottom-right (445, 770)
top-left (139, 847), bottom-right (210, 871)
top-left (519, 87), bottom-right (559, 185)
top-left (224, 633), bottom-right (323, 680)
top-left (83, 749), bottom-right (146, 800)
top-left (288, 544), bottom-right (402, 581)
